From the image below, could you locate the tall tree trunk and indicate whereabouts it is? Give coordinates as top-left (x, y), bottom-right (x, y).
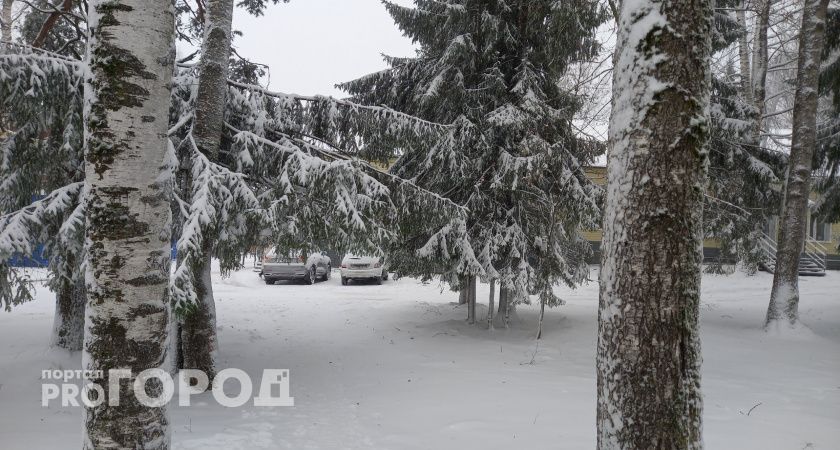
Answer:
top-left (180, 249), bottom-right (217, 378)
top-left (51, 272), bottom-right (85, 350)
top-left (466, 275), bottom-right (476, 324)
top-left (179, 0), bottom-right (234, 381)
top-left (458, 275), bottom-right (468, 304)
top-left (1, 0), bottom-right (12, 42)
top-left (82, 1), bottom-right (175, 449)
top-left (751, 0), bottom-right (770, 145)
top-left (596, 0), bottom-right (712, 448)
top-left (486, 278), bottom-right (495, 330)
top-left (495, 287), bottom-right (509, 328)
top-left (536, 297), bottom-right (545, 340)
top-left (765, 0), bottom-right (831, 329)
top-left (737, 2), bottom-right (752, 105)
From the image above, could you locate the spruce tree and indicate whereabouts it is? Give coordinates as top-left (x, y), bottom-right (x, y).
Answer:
top-left (341, 0), bottom-right (605, 314)
top-left (813, 5), bottom-right (840, 234)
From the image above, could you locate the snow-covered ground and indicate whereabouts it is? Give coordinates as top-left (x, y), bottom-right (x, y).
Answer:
top-left (0, 264), bottom-right (838, 449)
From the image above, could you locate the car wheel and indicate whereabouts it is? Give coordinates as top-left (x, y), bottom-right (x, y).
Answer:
top-left (306, 266), bottom-right (316, 285)
top-left (265, 279), bottom-right (274, 285)
top-left (322, 264), bottom-right (331, 281)
top-left (383, 271), bottom-right (389, 281)
top-left (376, 276), bottom-right (383, 285)
top-left (341, 277), bottom-right (348, 286)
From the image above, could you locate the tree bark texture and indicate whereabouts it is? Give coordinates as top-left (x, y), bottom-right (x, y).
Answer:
top-left (750, 0), bottom-right (770, 145)
top-left (736, 2), bottom-right (752, 105)
top-left (766, 0), bottom-right (831, 328)
top-left (178, 0), bottom-right (235, 381)
top-left (52, 272), bottom-right (85, 350)
top-left (31, 0), bottom-right (73, 48)
top-left (597, 0), bottom-right (712, 448)
top-left (1, 0), bottom-right (12, 43)
top-left (82, 1), bottom-right (175, 449)
top-left (180, 249), bottom-right (217, 380)
top-left (466, 275), bottom-right (476, 324)
top-left (487, 278), bottom-right (495, 330)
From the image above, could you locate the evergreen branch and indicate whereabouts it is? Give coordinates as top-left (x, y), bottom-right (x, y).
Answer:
top-left (264, 127), bottom-right (470, 214)
top-left (227, 79), bottom-right (452, 130)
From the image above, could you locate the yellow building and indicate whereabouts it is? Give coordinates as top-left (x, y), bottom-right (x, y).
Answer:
top-left (582, 166), bottom-right (840, 271)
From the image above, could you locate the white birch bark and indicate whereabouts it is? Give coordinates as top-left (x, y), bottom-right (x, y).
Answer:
top-left (765, 0), bottom-right (831, 329)
top-left (1, 0), bottom-right (12, 42)
top-left (596, 0), bottom-right (712, 447)
top-left (751, 0), bottom-right (770, 144)
top-left (737, 2), bottom-right (753, 105)
top-left (82, 1), bottom-right (175, 449)
top-left (179, 0), bottom-right (234, 382)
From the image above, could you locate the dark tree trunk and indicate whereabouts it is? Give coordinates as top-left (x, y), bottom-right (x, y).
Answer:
top-left (487, 278), bottom-right (495, 330)
top-left (180, 246), bottom-right (217, 380)
top-left (31, 0), bottom-right (73, 48)
top-left (536, 297), bottom-right (545, 340)
top-left (766, 0), bottom-right (831, 329)
top-left (466, 275), bottom-right (476, 324)
top-left (596, 0), bottom-right (712, 448)
top-left (178, 0), bottom-right (235, 381)
top-left (51, 274), bottom-right (85, 351)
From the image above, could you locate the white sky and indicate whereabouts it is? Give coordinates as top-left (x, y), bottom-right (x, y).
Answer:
top-left (231, 0), bottom-right (417, 97)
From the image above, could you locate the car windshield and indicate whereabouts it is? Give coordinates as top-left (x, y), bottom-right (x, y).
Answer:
top-left (266, 249), bottom-right (310, 263)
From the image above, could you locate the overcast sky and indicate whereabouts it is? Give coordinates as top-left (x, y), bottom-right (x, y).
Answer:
top-left (231, 0), bottom-right (417, 97)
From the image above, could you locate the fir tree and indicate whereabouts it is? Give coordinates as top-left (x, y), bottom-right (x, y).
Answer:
top-left (813, 5), bottom-right (840, 237)
top-left (340, 0), bottom-right (606, 319)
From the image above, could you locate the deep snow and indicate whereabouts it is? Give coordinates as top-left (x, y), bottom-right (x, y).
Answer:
top-left (0, 264), bottom-right (837, 449)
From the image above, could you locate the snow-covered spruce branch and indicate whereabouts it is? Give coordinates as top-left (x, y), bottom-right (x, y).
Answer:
top-left (0, 181), bottom-right (84, 258)
top-left (227, 79), bottom-right (452, 130)
top-left (261, 125), bottom-right (470, 214)
top-left (170, 133), bottom-right (261, 311)
top-left (0, 181), bottom-right (86, 309)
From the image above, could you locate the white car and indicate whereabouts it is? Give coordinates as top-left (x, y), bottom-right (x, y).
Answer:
top-left (261, 249), bottom-right (331, 285)
top-left (340, 255), bottom-right (388, 285)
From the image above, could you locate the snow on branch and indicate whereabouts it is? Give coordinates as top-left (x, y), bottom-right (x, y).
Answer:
top-left (170, 133), bottom-right (262, 311)
top-left (0, 181), bottom-right (86, 309)
top-left (227, 79), bottom-right (452, 130)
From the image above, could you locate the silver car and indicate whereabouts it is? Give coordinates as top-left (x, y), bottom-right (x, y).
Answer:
top-left (262, 249), bottom-right (331, 285)
top-left (340, 254), bottom-right (388, 285)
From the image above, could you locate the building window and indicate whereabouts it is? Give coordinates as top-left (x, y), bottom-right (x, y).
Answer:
top-left (809, 218), bottom-right (831, 242)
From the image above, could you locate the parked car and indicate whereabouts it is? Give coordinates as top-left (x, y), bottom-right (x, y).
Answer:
top-left (262, 249), bottom-right (331, 285)
top-left (340, 255), bottom-right (388, 285)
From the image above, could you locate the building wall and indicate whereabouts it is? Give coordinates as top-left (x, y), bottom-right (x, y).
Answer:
top-left (582, 166), bottom-right (840, 269)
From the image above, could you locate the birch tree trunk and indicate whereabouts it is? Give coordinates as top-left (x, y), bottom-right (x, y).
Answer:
top-left (82, 1), bottom-right (175, 449)
top-left (180, 0), bottom-right (234, 383)
top-left (596, 0), bottom-right (712, 448)
top-left (737, 2), bottom-right (752, 105)
top-left (52, 272), bottom-right (85, 350)
top-left (765, 0), bottom-right (830, 329)
top-left (1, 0), bottom-right (12, 42)
top-left (751, 0), bottom-right (770, 145)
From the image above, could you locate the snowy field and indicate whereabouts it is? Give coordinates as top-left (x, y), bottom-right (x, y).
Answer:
top-left (0, 264), bottom-right (838, 449)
